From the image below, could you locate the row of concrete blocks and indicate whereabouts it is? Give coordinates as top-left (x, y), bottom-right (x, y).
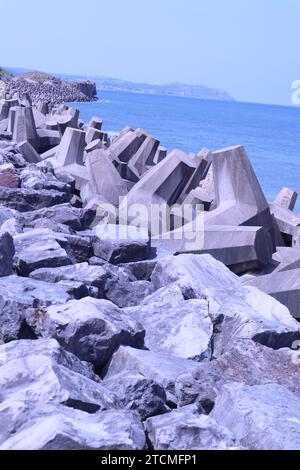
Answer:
top-left (2, 98), bottom-right (300, 318)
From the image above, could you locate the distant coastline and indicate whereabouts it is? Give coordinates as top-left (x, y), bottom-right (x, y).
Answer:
top-left (6, 67), bottom-right (235, 102)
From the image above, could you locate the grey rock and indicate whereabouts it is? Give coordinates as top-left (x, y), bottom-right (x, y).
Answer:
top-left (0, 339), bottom-right (119, 413)
top-left (125, 286), bottom-right (213, 360)
top-left (105, 346), bottom-right (200, 398)
top-left (103, 372), bottom-right (167, 420)
top-left (175, 340), bottom-right (300, 409)
top-left (14, 230), bottom-right (72, 276)
top-left (0, 187), bottom-right (71, 212)
top-left (30, 262), bottom-right (109, 297)
top-left (25, 297), bottom-right (145, 369)
top-left (0, 402), bottom-right (146, 450)
top-left (0, 275), bottom-right (90, 342)
top-left (93, 224), bottom-right (151, 265)
top-left (146, 405), bottom-right (238, 450)
top-left (212, 383), bottom-right (300, 450)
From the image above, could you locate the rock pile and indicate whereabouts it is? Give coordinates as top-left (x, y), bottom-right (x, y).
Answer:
top-left (0, 96), bottom-right (300, 450)
top-left (5, 71), bottom-right (97, 107)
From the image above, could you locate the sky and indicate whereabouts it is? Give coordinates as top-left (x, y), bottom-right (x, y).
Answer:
top-left (1, 0), bottom-right (300, 105)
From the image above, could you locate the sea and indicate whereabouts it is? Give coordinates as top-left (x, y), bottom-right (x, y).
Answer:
top-left (71, 90), bottom-right (300, 209)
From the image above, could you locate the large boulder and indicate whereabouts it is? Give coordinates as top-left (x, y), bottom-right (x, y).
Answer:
top-left (0, 187), bottom-right (71, 212)
top-left (125, 285), bottom-right (213, 360)
top-left (212, 383), bottom-right (300, 450)
top-left (146, 405), bottom-right (238, 450)
top-left (175, 340), bottom-right (300, 410)
top-left (24, 297), bottom-right (145, 369)
top-left (151, 254), bottom-right (300, 356)
top-left (104, 346), bottom-right (200, 399)
top-left (103, 372), bottom-right (167, 420)
top-left (0, 275), bottom-right (90, 342)
top-left (0, 402), bottom-right (146, 450)
top-left (93, 224), bottom-right (151, 265)
top-left (0, 339), bottom-right (119, 413)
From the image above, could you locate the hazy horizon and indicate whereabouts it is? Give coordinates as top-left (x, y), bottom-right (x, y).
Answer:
top-left (1, 0), bottom-right (300, 106)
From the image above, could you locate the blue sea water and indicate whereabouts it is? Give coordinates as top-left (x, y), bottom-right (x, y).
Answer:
top-left (72, 90), bottom-right (300, 209)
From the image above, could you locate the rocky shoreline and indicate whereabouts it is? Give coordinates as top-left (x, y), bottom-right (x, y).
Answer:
top-left (0, 94), bottom-right (300, 450)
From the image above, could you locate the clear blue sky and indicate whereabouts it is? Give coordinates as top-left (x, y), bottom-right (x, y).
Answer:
top-left (1, 0), bottom-right (300, 105)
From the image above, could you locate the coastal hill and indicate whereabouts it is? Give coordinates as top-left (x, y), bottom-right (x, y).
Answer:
top-left (62, 75), bottom-right (235, 102)
top-left (6, 67), bottom-right (234, 102)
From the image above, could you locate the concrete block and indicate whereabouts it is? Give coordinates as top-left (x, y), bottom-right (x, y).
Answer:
top-left (109, 129), bottom-right (146, 163)
top-left (12, 106), bottom-right (38, 149)
top-left (274, 187), bottom-right (298, 211)
top-left (270, 203), bottom-right (300, 245)
top-left (17, 140), bottom-right (41, 163)
top-left (55, 128), bottom-right (86, 167)
top-left (153, 225), bottom-right (273, 274)
top-left (85, 149), bottom-right (128, 206)
top-left (204, 146), bottom-right (276, 250)
top-left (153, 147), bottom-right (167, 165)
top-left (128, 135), bottom-right (160, 178)
top-left (88, 116), bottom-right (103, 130)
top-left (246, 269), bottom-right (300, 319)
top-left (37, 129), bottom-right (61, 152)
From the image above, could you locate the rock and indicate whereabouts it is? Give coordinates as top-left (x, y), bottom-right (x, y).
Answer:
top-left (17, 204), bottom-right (96, 232)
top-left (103, 372), bottom-right (167, 420)
top-left (14, 230), bottom-right (72, 276)
top-left (93, 224), bottom-right (151, 265)
top-left (0, 232), bottom-right (15, 277)
top-left (151, 254), bottom-right (240, 298)
top-left (175, 340), bottom-right (300, 409)
top-left (25, 297), bottom-right (145, 369)
top-left (0, 187), bottom-right (71, 212)
top-left (212, 383), bottom-right (300, 450)
top-left (0, 163), bottom-right (19, 188)
top-left (30, 263), bottom-right (109, 297)
top-left (105, 278), bottom-right (154, 308)
top-left (120, 260), bottom-right (157, 281)
top-left (0, 402), bottom-right (146, 450)
top-left (104, 346), bottom-right (200, 398)
top-left (125, 286), bottom-right (213, 360)
top-left (0, 339), bottom-right (119, 413)
top-left (0, 207), bottom-right (16, 225)
top-left (151, 254), bottom-right (300, 355)
top-left (0, 275), bottom-right (90, 342)
top-left (14, 228), bottom-right (92, 267)
top-left (146, 405), bottom-right (238, 450)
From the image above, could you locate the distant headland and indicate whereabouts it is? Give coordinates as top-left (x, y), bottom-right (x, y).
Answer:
top-left (5, 67), bottom-right (235, 102)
